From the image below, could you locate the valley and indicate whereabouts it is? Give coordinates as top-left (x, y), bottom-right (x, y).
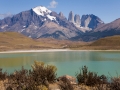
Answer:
top-left (0, 32), bottom-right (89, 51)
top-left (0, 32), bottom-right (120, 51)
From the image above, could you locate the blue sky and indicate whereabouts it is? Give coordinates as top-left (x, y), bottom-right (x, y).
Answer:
top-left (0, 0), bottom-right (120, 23)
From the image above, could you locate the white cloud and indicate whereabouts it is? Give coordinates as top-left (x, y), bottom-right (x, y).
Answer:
top-left (48, 0), bottom-right (58, 8)
top-left (0, 13), bottom-right (13, 19)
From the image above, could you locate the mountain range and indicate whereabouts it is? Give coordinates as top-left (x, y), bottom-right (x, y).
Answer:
top-left (0, 6), bottom-right (120, 41)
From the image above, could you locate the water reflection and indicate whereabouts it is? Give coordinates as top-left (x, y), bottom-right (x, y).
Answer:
top-left (0, 51), bottom-right (120, 76)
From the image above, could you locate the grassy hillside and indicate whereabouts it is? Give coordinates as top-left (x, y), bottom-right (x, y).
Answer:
top-left (85, 35), bottom-right (120, 50)
top-left (0, 32), bottom-right (89, 51)
top-left (91, 35), bottom-right (120, 46)
top-left (68, 35), bottom-right (120, 50)
top-left (0, 32), bottom-right (61, 51)
top-left (0, 32), bottom-right (34, 45)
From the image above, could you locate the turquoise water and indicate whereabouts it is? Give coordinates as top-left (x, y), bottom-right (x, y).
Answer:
top-left (0, 51), bottom-right (120, 77)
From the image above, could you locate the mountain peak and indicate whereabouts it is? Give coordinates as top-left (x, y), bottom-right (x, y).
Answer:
top-left (74, 14), bottom-right (81, 27)
top-left (68, 11), bottom-right (74, 23)
top-left (32, 6), bottom-right (52, 16)
top-left (32, 6), bottom-right (56, 21)
top-left (59, 12), bottom-right (64, 17)
top-left (81, 14), bottom-right (104, 29)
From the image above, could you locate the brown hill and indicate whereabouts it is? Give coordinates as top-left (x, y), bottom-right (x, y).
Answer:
top-left (0, 32), bottom-right (61, 51)
top-left (91, 35), bottom-right (120, 46)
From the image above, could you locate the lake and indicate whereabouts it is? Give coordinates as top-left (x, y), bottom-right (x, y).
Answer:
top-left (0, 50), bottom-right (120, 77)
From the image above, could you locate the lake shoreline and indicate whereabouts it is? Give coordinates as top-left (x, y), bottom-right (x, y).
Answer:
top-left (0, 49), bottom-right (120, 53)
top-left (0, 49), bottom-right (70, 53)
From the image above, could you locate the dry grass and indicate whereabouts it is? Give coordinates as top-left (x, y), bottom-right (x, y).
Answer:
top-left (37, 38), bottom-right (89, 48)
top-left (0, 81), bottom-right (5, 90)
top-left (91, 35), bottom-right (120, 46)
top-left (70, 35), bottom-right (120, 50)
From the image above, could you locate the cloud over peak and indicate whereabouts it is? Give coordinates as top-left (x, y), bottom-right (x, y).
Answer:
top-left (48, 0), bottom-right (58, 8)
top-left (0, 13), bottom-right (13, 19)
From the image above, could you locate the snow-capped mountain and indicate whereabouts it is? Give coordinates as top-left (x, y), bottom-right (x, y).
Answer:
top-left (32, 6), bottom-right (56, 21)
top-left (32, 6), bottom-right (52, 16)
top-left (0, 6), bottom-right (83, 40)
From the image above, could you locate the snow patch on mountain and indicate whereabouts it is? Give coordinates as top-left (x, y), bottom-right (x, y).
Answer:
top-left (21, 29), bottom-right (25, 32)
top-left (32, 6), bottom-right (52, 16)
top-left (1, 25), bottom-right (8, 29)
top-left (77, 26), bottom-right (92, 33)
top-left (32, 6), bottom-right (56, 21)
top-left (74, 23), bottom-right (80, 27)
top-left (23, 26), bottom-right (26, 28)
top-left (47, 15), bottom-right (56, 21)
top-left (98, 19), bottom-right (104, 23)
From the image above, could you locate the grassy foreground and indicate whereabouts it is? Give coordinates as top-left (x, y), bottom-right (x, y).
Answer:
top-left (0, 61), bottom-right (120, 90)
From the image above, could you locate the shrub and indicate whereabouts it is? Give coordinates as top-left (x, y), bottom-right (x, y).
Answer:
top-left (0, 68), bottom-right (7, 81)
top-left (6, 61), bottom-right (57, 90)
top-left (7, 67), bottom-right (29, 89)
top-left (110, 77), bottom-right (120, 90)
top-left (76, 66), bottom-right (107, 86)
top-left (31, 61), bottom-right (57, 84)
top-left (58, 76), bottom-right (74, 90)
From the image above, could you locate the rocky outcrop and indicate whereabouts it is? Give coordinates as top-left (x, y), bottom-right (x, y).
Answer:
top-left (81, 14), bottom-right (104, 29)
top-left (74, 14), bottom-right (81, 27)
top-left (58, 75), bottom-right (77, 84)
top-left (59, 12), bottom-right (64, 17)
top-left (68, 12), bottom-right (103, 30)
top-left (68, 11), bottom-right (74, 23)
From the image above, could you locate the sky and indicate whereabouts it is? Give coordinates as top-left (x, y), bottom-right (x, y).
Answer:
top-left (0, 0), bottom-right (120, 23)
